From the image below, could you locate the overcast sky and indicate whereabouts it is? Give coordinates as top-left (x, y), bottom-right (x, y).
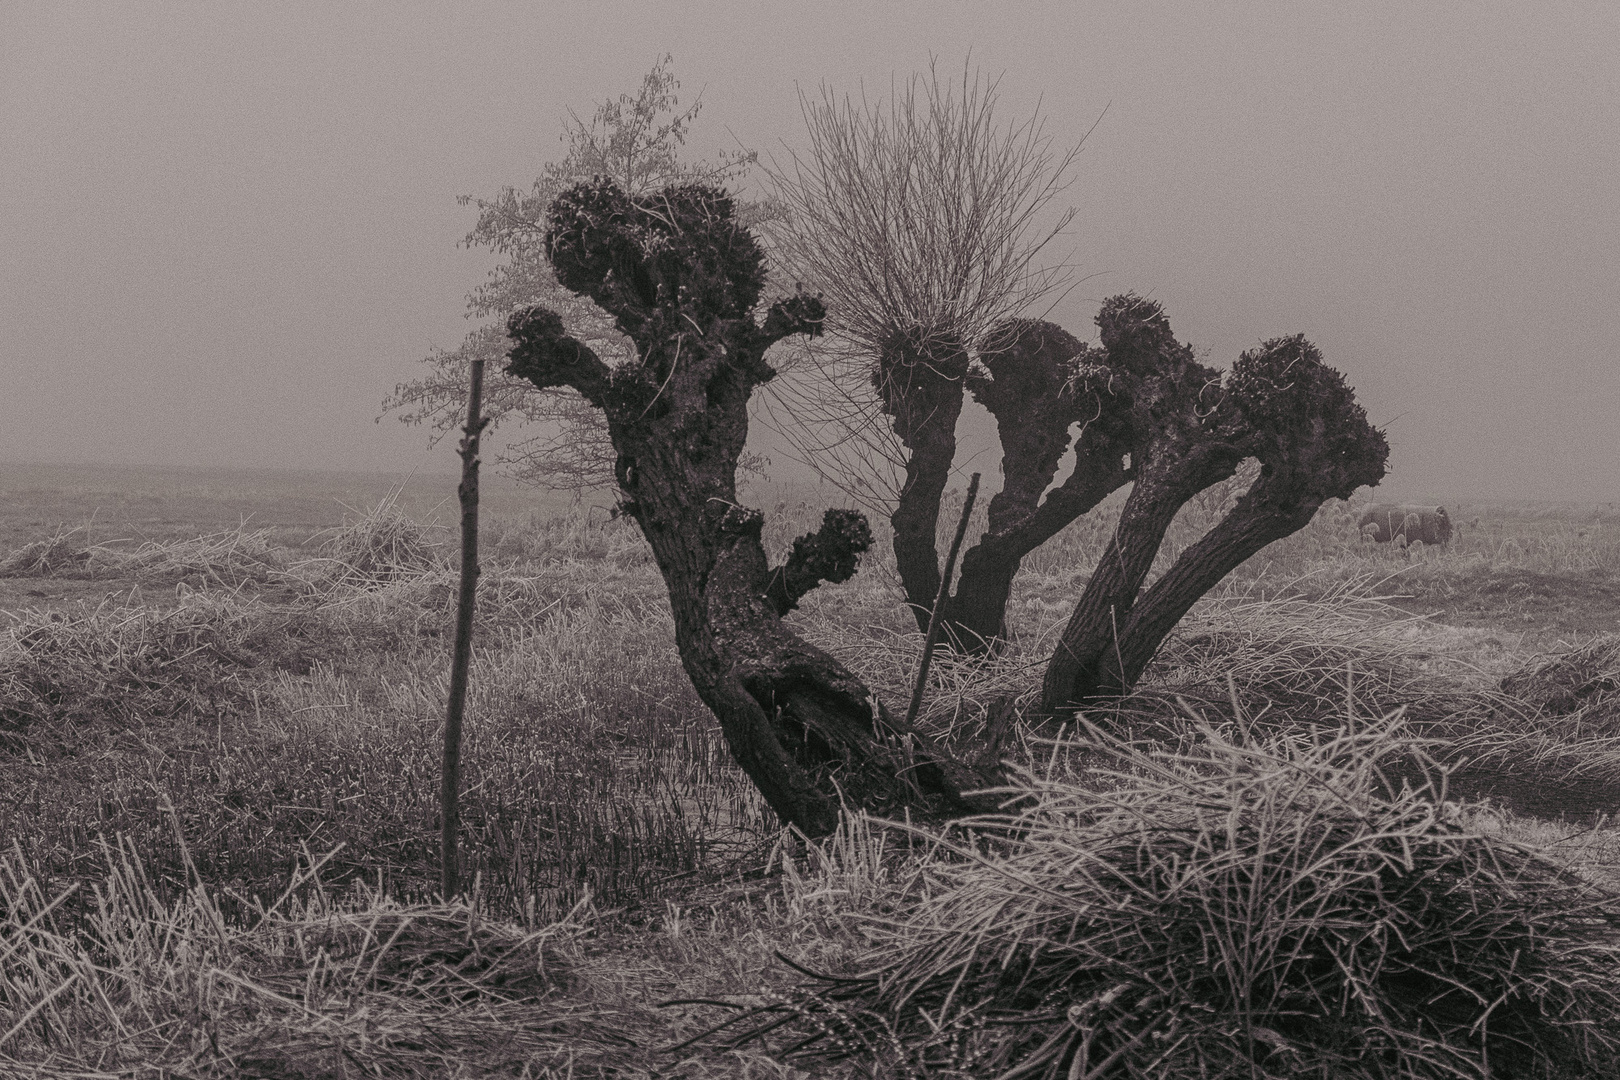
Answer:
top-left (3, 1), bottom-right (1616, 501)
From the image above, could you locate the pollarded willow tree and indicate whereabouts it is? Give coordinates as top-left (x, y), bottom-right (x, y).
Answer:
top-left (1034, 295), bottom-right (1389, 711)
top-left (761, 64), bottom-right (1086, 634)
top-left (793, 286), bottom-right (1389, 711)
top-left (504, 177), bottom-right (1001, 836)
top-left (763, 66), bottom-right (1388, 687)
top-left (386, 56), bottom-right (769, 495)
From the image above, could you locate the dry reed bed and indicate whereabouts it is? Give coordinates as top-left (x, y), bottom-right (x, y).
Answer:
top-left (0, 509), bottom-right (774, 925)
top-left (5, 498), bottom-right (1620, 1077)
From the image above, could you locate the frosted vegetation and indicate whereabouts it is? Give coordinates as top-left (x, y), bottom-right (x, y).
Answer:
top-left (6, 51), bottom-right (1620, 1080)
top-left (3, 481), bottom-right (1620, 1076)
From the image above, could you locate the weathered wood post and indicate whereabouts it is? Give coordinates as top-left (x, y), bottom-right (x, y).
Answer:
top-left (442, 357), bottom-right (486, 898)
top-left (905, 473), bottom-right (980, 728)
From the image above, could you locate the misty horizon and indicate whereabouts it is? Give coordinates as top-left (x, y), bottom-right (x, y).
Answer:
top-left (5, 3), bottom-right (1617, 502)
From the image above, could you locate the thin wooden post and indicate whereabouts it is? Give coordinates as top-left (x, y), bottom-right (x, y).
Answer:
top-left (442, 358), bottom-right (486, 899)
top-left (905, 472), bottom-right (980, 729)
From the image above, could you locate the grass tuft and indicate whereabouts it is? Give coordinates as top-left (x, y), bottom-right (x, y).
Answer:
top-left (720, 716), bottom-right (1620, 1079)
top-left (95, 527), bottom-right (287, 588)
top-left (0, 839), bottom-right (624, 1078)
top-left (1502, 635), bottom-right (1620, 718)
top-left (0, 527), bottom-right (92, 576)
top-left (285, 499), bottom-right (445, 597)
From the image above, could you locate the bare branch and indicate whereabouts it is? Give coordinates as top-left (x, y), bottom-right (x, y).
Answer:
top-left (763, 60), bottom-right (1083, 358)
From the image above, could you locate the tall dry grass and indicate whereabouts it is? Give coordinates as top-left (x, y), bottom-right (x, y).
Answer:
top-left (0, 838), bottom-right (613, 1077)
top-left (0, 504), bottom-right (775, 931)
top-left (5, 485), bottom-right (1620, 1077)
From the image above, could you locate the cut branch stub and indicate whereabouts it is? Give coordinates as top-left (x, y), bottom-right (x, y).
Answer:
top-left (969, 321), bottom-right (1098, 520)
top-left (545, 178), bottom-right (767, 337)
top-left (505, 307), bottom-right (613, 405)
top-left (764, 509), bottom-right (874, 616)
top-left (507, 178), bottom-right (998, 836)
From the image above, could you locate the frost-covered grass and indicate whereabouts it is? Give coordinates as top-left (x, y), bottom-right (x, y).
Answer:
top-left (4, 477), bottom-right (1620, 1076)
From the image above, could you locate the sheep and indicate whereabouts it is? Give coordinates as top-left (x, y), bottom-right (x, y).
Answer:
top-left (1358, 504), bottom-right (1453, 546)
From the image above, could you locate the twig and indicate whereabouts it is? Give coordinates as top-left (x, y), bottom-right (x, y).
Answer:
top-left (905, 472), bottom-right (980, 728)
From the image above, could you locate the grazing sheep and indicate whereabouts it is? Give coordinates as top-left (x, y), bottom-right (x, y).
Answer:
top-left (1358, 503), bottom-right (1453, 546)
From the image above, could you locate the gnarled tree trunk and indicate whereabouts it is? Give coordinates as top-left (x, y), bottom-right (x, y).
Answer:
top-left (874, 337), bottom-right (971, 632)
top-left (506, 180), bottom-right (998, 836)
top-left (1038, 320), bottom-right (1389, 714)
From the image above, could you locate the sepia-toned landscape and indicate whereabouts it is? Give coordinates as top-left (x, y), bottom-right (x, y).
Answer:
top-left (4, 459), bottom-right (1620, 1076)
top-left (7, 5), bottom-right (1620, 1077)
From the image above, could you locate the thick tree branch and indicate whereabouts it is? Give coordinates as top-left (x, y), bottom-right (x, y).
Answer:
top-left (763, 509), bottom-right (873, 616)
top-left (1040, 295), bottom-right (1256, 713)
top-left (943, 319), bottom-right (1136, 648)
top-left (504, 306), bottom-right (614, 406)
top-left (1043, 327), bottom-right (1388, 711)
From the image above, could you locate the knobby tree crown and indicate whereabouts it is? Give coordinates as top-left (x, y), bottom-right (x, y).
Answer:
top-left (386, 57), bottom-right (770, 495)
top-left (504, 175), bottom-right (1001, 837)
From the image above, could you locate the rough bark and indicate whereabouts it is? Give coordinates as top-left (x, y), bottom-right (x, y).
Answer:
top-left (1093, 485), bottom-right (1319, 697)
top-left (873, 336), bottom-right (971, 631)
top-left (1039, 316), bottom-right (1389, 714)
top-left (942, 320), bottom-right (1137, 650)
top-left (762, 509), bottom-right (873, 616)
top-left (507, 179), bottom-right (997, 836)
top-left (906, 473), bottom-right (981, 728)
top-left (1092, 338), bottom-right (1388, 694)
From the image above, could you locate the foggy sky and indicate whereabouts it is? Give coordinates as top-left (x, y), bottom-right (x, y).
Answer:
top-left (3, 1), bottom-right (1617, 502)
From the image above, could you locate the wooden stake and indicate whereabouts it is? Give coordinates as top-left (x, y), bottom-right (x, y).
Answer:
top-left (442, 358), bottom-right (486, 899)
top-left (905, 472), bottom-right (980, 729)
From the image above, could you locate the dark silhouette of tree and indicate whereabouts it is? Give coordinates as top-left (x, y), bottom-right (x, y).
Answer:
top-left (386, 57), bottom-right (769, 496)
top-left (1038, 295), bottom-right (1389, 712)
top-left (939, 318), bottom-right (1137, 648)
top-left (505, 177), bottom-right (999, 836)
top-left (761, 64), bottom-right (1084, 631)
top-left (760, 66), bottom-right (1385, 682)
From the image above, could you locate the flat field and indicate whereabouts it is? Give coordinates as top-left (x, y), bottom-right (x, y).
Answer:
top-left (4, 462), bottom-right (1620, 1077)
